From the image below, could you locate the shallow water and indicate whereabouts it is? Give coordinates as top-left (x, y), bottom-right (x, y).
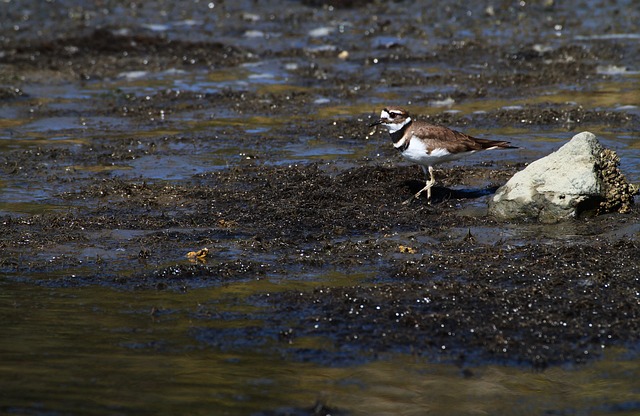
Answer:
top-left (2, 279), bottom-right (640, 415)
top-left (2, 1), bottom-right (640, 415)
top-left (1, 69), bottom-right (638, 215)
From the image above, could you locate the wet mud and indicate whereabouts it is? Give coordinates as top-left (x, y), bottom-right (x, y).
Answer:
top-left (1, 0), bottom-right (639, 393)
top-left (4, 151), bottom-right (640, 370)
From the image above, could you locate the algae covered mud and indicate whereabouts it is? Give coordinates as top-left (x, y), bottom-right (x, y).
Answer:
top-left (1, 0), bottom-right (640, 414)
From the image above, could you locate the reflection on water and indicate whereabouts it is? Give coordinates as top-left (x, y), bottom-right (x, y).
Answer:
top-left (1, 280), bottom-right (639, 415)
top-left (0, 201), bottom-right (66, 216)
top-left (0, 183), bottom-right (66, 216)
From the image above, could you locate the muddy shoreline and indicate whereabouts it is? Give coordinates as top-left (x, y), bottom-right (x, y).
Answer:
top-left (3, 156), bottom-right (639, 369)
top-left (1, 1), bottom-right (640, 406)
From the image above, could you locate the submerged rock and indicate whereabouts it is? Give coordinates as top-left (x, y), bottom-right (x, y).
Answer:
top-left (489, 131), bottom-right (638, 222)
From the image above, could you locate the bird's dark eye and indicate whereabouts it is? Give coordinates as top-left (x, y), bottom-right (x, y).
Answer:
top-left (390, 112), bottom-right (398, 119)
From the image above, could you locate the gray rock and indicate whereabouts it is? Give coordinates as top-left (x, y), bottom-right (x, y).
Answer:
top-left (488, 131), bottom-right (638, 223)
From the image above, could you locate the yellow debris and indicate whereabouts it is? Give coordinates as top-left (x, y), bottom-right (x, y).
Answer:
top-left (398, 245), bottom-right (417, 254)
top-left (186, 247), bottom-right (209, 262)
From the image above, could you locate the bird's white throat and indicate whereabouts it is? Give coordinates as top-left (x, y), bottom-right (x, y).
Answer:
top-left (386, 118), bottom-right (410, 134)
top-left (380, 109), bottom-right (411, 134)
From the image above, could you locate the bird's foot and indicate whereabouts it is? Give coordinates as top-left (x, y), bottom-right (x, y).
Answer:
top-left (402, 195), bottom-right (415, 205)
top-left (402, 191), bottom-right (431, 205)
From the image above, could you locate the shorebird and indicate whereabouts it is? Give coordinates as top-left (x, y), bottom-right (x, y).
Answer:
top-left (370, 107), bottom-right (517, 204)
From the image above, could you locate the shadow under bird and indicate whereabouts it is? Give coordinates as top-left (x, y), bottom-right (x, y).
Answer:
top-left (370, 107), bottom-right (518, 204)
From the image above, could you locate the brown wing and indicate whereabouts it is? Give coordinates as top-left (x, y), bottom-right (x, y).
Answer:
top-left (410, 122), bottom-right (516, 152)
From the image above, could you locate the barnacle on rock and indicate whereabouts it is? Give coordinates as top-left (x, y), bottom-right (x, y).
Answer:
top-left (597, 149), bottom-right (639, 214)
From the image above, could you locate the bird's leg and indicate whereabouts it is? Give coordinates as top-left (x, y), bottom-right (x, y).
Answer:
top-left (403, 166), bottom-right (436, 205)
top-left (425, 165), bottom-right (436, 199)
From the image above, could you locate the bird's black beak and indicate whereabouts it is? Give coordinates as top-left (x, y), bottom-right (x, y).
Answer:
top-left (369, 119), bottom-right (383, 128)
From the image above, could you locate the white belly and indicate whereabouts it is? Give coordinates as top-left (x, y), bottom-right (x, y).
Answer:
top-left (401, 136), bottom-right (476, 166)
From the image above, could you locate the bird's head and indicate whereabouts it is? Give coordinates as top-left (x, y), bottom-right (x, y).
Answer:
top-left (369, 107), bottom-right (412, 134)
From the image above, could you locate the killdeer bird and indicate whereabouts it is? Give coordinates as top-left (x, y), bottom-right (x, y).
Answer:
top-left (370, 107), bottom-right (517, 204)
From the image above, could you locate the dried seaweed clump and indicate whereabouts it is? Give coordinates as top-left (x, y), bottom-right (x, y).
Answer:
top-left (597, 149), bottom-right (639, 214)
